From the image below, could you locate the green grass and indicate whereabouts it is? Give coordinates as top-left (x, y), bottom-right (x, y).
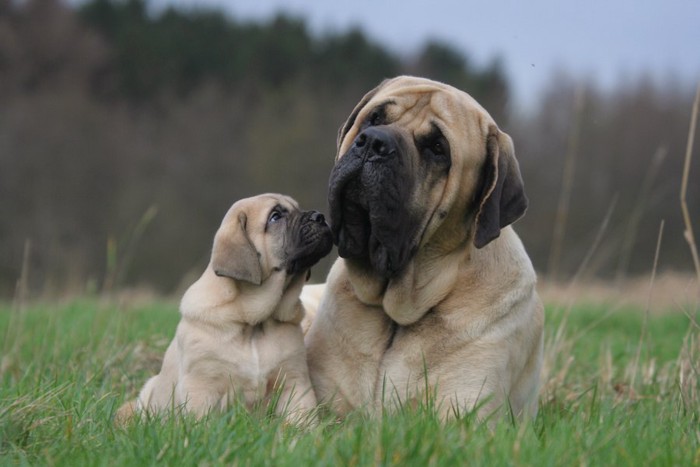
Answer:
top-left (1, 299), bottom-right (699, 465)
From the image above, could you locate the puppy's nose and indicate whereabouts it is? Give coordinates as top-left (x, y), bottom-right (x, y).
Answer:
top-left (354, 128), bottom-right (396, 157)
top-left (309, 211), bottom-right (325, 224)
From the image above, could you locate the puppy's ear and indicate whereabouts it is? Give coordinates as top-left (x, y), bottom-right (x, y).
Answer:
top-left (473, 126), bottom-right (528, 248)
top-left (337, 79), bottom-right (389, 151)
top-left (211, 213), bottom-right (263, 285)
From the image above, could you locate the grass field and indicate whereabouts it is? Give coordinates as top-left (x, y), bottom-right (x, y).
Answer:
top-left (1, 296), bottom-right (698, 465)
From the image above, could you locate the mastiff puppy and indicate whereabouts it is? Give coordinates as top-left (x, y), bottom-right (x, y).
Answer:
top-left (304, 76), bottom-right (544, 420)
top-left (116, 194), bottom-right (332, 424)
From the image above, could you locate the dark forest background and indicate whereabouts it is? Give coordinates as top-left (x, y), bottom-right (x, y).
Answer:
top-left (1, 0), bottom-right (698, 298)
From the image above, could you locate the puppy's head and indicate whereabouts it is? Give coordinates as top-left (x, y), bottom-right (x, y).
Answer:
top-left (210, 194), bottom-right (333, 285)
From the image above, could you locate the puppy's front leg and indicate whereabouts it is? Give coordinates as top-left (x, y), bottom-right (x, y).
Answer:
top-left (179, 378), bottom-right (223, 418)
top-left (274, 369), bottom-right (318, 426)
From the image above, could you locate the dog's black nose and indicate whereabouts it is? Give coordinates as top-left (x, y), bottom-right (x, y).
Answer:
top-left (309, 211), bottom-right (325, 224)
top-left (354, 127), bottom-right (396, 157)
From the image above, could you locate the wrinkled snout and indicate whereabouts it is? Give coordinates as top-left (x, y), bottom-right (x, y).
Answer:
top-left (353, 127), bottom-right (399, 160)
top-left (285, 209), bottom-right (333, 276)
top-left (308, 211), bottom-right (326, 225)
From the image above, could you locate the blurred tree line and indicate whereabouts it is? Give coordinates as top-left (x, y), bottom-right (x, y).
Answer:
top-left (0, 0), bottom-right (697, 298)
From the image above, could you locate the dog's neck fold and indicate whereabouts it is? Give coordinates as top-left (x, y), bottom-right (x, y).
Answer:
top-left (344, 246), bottom-right (466, 326)
top-left (180, 267), bottom-right (305, 327)
top-left (343, 227), bottom-right (536, 326)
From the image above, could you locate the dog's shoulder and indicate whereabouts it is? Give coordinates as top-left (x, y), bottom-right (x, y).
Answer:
top-left (300, 283), bottom-right (326, 333)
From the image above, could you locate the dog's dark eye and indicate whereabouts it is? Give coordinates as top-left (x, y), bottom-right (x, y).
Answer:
top-left (367, 109), bottom-right (384, 127)
top-left (418, 130), bottom-right (451, 168)
top-left (362, 103), bottom-right (395, 129)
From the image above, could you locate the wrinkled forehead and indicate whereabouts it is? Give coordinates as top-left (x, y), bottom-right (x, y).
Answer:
top-left (380, 79), bottom-right (492, 127)
top-left (257, 193), bottom-right (299, 211)
top-left (342, 78), bottom-right (495, 152)
top-left (224, 194), bottom-right (299, 223)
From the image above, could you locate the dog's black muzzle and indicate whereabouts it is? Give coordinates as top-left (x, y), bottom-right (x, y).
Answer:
top-left (329, 126), bottom-right (418, 278)
top-left (353, 127), bottom-right (400, 162)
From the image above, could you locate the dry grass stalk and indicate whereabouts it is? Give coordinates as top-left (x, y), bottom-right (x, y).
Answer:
top-left (102, 205), bottom-right (159, 296)
top-left (12, 239), bottom-right (32, 312)
top-left (568, 194), bottom-right (618, 286)
top-left (630, 220), bottom-right (664, 390)
top-left (3, 239), bottom-right (32, 377)
top-left (547, 85), bottom-right (585, 281)
top-left (540, 326), bottom-right (575, 403)
top-left (678, 333), bottom-right (698, 409)
top-left (680, 83), bottom-right (700, 289)
top-left (541, 192), bottom-right (625, 402)
top-left (615, 146), bottom-right (667, 284)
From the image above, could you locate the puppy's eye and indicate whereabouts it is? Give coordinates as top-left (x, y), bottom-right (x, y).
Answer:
top-left (268, 210), bottom-right (283, 224)
top-left (432, 140), bottom-right (444, 156)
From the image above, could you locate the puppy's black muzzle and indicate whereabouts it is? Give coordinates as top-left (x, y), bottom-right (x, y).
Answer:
top-left (286, 210), bottom-right (333, 275)
top-left (308, 211), bottom-right (325, 224)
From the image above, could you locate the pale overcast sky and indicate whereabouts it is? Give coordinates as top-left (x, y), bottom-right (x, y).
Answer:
top-left (149, 0), bottom-right (700, 111)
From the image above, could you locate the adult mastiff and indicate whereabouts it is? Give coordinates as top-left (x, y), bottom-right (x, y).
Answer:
top-left (304, 76), bottom-right (544, 420)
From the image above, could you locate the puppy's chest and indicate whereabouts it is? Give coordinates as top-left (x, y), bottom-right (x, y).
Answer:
top-left (232, 324), bottom-right (289, 385)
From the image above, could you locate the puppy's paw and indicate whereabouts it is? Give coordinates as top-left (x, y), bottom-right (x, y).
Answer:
top-left (113, 400), bottom-right (138, 427)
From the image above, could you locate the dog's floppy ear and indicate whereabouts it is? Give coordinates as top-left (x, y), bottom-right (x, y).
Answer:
top-left (337, 79), bottom-right (389, 151)
top-left (211, 213), bottom-right (263, 285)
top-left (473, 126), bottom-right (528, 249)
